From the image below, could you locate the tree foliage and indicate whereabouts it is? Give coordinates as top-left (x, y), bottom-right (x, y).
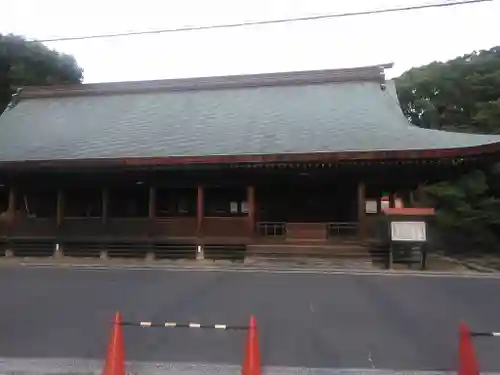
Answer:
top-left (397, 47), bottom-right (500, 249)
top-left (424, 170), bottom-right (500, 229)
top-left (0, 34), bottom-right (83, 113)
top-left (396, 46), bottom-right (500, 134)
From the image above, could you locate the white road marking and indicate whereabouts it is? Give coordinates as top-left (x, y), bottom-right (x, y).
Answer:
top-left (309, 303), bottom-right (315, 313)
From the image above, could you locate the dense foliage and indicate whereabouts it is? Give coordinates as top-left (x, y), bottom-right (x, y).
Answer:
top-left (0, 34), bottom-right (83, 113)
top-left (425, 170), bottom-right (500, 230)
top-left (395, 47), bottom-right (500, 248)
top-left (396, 46), bottom-right (500, 134)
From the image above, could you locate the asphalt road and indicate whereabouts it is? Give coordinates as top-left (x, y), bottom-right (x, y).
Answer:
top-left (0, 267), bottom-right (499, 372)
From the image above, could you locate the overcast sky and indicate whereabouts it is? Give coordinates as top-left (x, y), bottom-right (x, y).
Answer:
top-left (2, 0), bottom-right (499, 83)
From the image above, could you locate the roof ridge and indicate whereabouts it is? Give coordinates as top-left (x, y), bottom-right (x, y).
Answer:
top-left (19, 63), bottom-right (393, 99)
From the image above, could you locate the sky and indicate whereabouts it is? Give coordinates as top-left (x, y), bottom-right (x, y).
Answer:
top-left (1, 0), bottom-right (499, 83)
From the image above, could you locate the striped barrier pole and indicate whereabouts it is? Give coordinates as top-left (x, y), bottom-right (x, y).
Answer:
top-left (107, 314), bottom-right (261, 375)
top-left (121, 321), bottom-right (249, 330)
top-left (470, 331), bottom-right (500, 337)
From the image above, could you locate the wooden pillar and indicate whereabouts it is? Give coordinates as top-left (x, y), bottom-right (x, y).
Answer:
top-left (56, 190), bottom-right (64, 227)
top-left (100, 188), bottom-right (109, 259)
top-left (148, 187), bottom-right (156, 219)
top-left (376, 188), bottom-right (382, 213)
top-left (247, 186), bottom-right (255, 235)
top-left (389, 192), bottom-right (396, 208)
top-left (55, 189), bottom-right (64, 258)
top-left (5, 187), bottom-right (16, 257)
top-left (357, 181), bottom-right (366, 239)
top-left (102, 188), bottom-right (109, 225)
top-left (196, 186), bottom-right (204, 236)
top-left (7, 187), bottom-right (15, 220)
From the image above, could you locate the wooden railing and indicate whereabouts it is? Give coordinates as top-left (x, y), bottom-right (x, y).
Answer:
top-left (151, 217), bottom-right (197, 238)
top-left (257, 222), bottom-right (286, 237)
top-left (59, 218), bottom-right (104, 238)
top-left (9, 217), bottom-right (57, 238)
top-left (5, 216), bottom-right (199, 240)
top-left (106, 218), bottom-right (150, 238)
top-left (2, 219), bottom-right (360, 241)
top-left (257, 222), bottom-right (359, 240)
top-left (326, 222), bottom-right (358, 238)
top-left (286, 223), bottom-right (327, 240)
top-left (202, 217), bottom-right (249, 237)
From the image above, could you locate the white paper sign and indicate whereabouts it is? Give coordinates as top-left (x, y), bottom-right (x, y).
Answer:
top-left (390, 221), bottom-right (426, 242)
top-left (230, 202), bottom-right (239, 213)
top-left (395, 198), bottom-right (404, 209)
top-left (365, 200), bottom-right (377, 214)
top-left (381, 199), bottom-right (390, 211)
top-left (241, 201), bottom-right (249, 214)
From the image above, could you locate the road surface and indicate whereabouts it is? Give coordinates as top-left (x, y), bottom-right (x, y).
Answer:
top-left (0, 267), bottom-right (499, 372)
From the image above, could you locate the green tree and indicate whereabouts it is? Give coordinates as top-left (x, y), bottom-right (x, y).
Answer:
top-left (422, 170), bottom-right (500, 248)
top-left (396, 46), bottom-right (500, 134)
top-left (397, 48), bottom-right (500, 250)
top-left (424, 170), bottom-right (500, 229)
top-left (0, 34), bottom-right (83, 113)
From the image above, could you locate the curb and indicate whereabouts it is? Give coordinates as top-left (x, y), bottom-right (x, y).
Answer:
top-left (434, 253), bottom-right (498, 273)
top-left (0, 358), bottom-right (485, 375)
top-left (3, 260), bottom-right (500, 278)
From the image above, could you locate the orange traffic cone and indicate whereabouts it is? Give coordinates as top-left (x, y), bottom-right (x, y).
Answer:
top-left (242, 315), bottom-right (261, 375)
top-left (102, 312), bottom-right (125, 375)
top-left (458, 322), bottom-right (479, 375)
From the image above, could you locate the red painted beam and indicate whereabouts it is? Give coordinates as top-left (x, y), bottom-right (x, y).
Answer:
top-left (0, 142), bottom-right (499, 170)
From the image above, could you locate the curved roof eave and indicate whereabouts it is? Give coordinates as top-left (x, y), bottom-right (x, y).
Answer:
top-left (1, 66), bottom-right (500, 167)
top-left (0, 141), bottom-right (499, 170)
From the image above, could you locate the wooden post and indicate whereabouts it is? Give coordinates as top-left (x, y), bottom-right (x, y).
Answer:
top-left (148, 187), bottom-right (156, 219)
top-left (56, 190), bottom-right (64, 227)
top-left (376, 188), bottom-right (382, 213)
top-left (7, 187), bottom-right (15, 220)
top-left (5, 187), bottom-right (16, 257)
top-left (100, 188), bottom-right (109, 260)
top-left (196, 186), bottom-right (205, 258)
top-left (389, 192), bottom-right (396, 208)
top-left (247, 186), bottom-right (255, 236)
top-left (55, 189), bottom-right (64, 257)
top-left (357, 182), bottom-right (366, 239)
top-left (196, 186), bottom-right (204, 236)
top-left (102, 188), bottom-right (109, 225)
top-left (146, 186), bottom-right (156, 261)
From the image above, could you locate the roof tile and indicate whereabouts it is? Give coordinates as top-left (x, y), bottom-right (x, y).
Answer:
top-left (0, 67), bottom-right (499, 163)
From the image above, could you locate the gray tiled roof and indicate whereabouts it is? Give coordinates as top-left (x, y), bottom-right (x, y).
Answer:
top-left (0, 68), bottom-right (499, 163)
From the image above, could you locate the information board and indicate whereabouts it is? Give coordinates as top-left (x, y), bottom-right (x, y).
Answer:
top-left (390, 221), bottom-right (427, 242)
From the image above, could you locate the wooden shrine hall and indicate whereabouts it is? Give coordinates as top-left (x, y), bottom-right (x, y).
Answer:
top-left (0, 64), bottom-right (499, 260)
